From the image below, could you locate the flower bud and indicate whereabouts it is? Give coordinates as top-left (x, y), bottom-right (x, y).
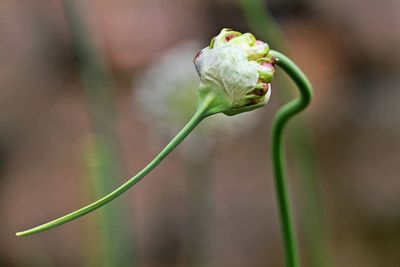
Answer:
top-left (194, 28), bottom-right (275, 115)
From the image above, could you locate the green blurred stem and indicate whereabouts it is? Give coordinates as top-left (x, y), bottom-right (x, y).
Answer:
top-left (239, 0), bottom-right (287, 49)
top-left (62, 1), bottom-right (132, 266)
top-left (270, 50), bottom-right (313, 267)
top-left (16, 94), bottom-right (216, 237)
top-left (184, 156), bottom-right (214, 267)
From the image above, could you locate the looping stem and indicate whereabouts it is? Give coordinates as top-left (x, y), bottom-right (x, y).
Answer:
top-left (269, 50), bottom-right (313, 267)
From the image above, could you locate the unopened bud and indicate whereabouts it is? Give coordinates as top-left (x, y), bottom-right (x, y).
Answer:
top-left (194, 28), bottom-right (276, 115)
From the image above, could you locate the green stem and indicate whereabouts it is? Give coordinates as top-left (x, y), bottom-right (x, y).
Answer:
top-left (16, 95), bottom-right (215, 237)
top-left (269, 50), bottom-right (313, 267)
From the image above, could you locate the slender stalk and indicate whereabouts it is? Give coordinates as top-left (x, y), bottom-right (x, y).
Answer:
top-left (269, 50), bottom-right (313, 267)
top-left (16, 95), bottom-right (216, 237)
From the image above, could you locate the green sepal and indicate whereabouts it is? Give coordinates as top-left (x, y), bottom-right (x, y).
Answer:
top-left (223, 101), bottom-right (266, 116)
top-left (197, 84), bottom-right (231, 117)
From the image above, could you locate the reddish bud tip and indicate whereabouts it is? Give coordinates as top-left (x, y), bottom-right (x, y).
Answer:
top-left (193, 50), bottom-right (202, 62)
top-left (225, 34), bottom-right (236, 42)
top-left (261, 62), bottom-right (272, 67)
top-left (263, 83), bottom-right (270, 94)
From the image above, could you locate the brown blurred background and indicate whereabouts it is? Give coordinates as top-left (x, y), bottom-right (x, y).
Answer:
top-left (1, 0), bottom-right (400, 266)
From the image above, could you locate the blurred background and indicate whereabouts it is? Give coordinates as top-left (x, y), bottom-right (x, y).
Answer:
top-left (1, 0), bottom-right (400, 266)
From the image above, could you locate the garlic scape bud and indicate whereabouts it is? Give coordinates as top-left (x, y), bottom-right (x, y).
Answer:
top-left (194, 28), bottom-right (275, 116)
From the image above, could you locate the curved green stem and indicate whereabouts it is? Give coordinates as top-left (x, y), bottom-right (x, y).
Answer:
top-left (16, 95), bottom-right (216, 237)
top-left (269, 50), bottom-right (313, 267)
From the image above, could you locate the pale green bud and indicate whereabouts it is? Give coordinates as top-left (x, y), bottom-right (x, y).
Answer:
top-left (194, 28), bottom-right (276, 116)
